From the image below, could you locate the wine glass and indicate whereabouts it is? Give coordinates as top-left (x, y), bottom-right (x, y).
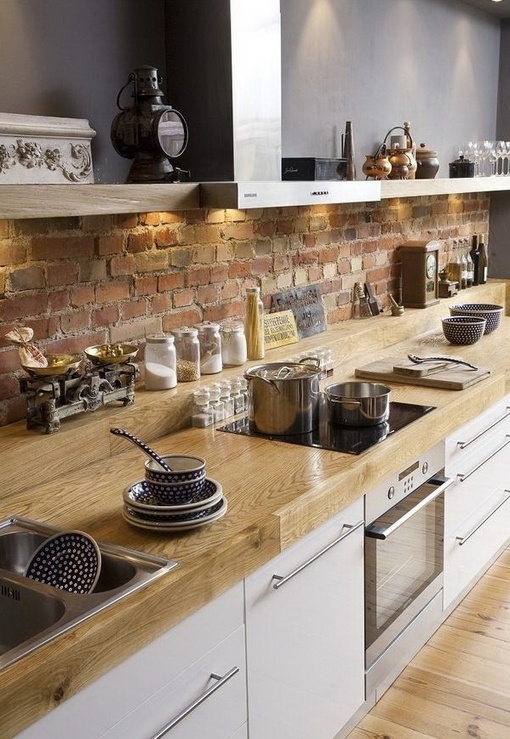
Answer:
top-left (494, 141), bottom-right (505, 175)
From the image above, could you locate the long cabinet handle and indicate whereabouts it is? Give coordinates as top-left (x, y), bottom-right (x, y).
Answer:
top-left (271, 519), bottom-right (364, 590)
top-left (456, 436), bottom-right (510, 482)
top-left (149, 667), bottom-right (239, 738)
top-left (457, 407), bottom-right (510, 449)
top-left (455, 492), bottom-right (510, 546)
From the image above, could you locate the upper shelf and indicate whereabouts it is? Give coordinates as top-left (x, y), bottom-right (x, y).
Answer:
top-left (380, 177), bottom-right (510, 199)
top-left (0, 183), bottom-right (200, 219)
top-left (1, 177), bottom-right (510, 219)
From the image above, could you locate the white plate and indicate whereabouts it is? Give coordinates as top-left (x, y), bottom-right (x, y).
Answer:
top-left (123, 478), bottom-right (222, 513)
top-left (122, 497), bottom-right (228, 532)
top-left (24, 530), bottom-right (101, 594)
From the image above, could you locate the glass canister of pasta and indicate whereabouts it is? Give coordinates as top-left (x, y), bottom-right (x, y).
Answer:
top-left (245, 287), bottom-right (265, 360)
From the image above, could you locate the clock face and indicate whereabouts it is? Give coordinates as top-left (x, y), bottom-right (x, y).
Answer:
top-left (426, 253), bottom-right (437, 279)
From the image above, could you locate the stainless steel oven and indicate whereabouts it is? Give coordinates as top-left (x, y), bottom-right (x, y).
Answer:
top-left (364, 442), bottom-right (453, 700)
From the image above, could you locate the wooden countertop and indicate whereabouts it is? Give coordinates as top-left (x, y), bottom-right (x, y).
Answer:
top-left (2, 282), bottom-right (509, 737)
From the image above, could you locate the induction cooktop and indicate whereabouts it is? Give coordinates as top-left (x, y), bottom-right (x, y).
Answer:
top-left (219, 400), bottom-right (435, 455)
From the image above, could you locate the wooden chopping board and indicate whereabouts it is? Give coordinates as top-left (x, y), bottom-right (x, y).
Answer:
top-left (355, 357), bottom-right (490, 390)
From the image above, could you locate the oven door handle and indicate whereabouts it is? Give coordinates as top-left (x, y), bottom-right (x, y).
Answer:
top-left (365, 476), bottom-right (454, 540)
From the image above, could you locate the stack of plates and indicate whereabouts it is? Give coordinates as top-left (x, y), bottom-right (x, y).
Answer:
top-left (122, 477), bottom-right (227, 532)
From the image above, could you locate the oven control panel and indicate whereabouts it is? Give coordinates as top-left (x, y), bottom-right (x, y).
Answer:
top-left (365, 441), bottom-right (445, 523)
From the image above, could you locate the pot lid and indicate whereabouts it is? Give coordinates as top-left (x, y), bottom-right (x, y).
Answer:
top-left (416, 142), bottom-right (438, 158)
top-left (247, 362), bottom-right (320, 380)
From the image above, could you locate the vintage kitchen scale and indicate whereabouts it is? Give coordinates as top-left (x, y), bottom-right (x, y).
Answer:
top-left (19, 343), bottom-right (139, 434)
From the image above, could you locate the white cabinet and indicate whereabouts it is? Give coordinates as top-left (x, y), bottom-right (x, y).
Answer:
top-left (245, 498), bottom-right (365, 739)
top-left (444, 396), bottom-right (510, 609)
top-left (18, 582), bottom-right (247, 739)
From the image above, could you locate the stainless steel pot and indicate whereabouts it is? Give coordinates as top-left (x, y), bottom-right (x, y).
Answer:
top-left (245, 360), bottom-right (321, 435)
top-left (325, 382), bottom-right (391, 426)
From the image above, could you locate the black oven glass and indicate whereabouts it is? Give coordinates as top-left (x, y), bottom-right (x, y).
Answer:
top-left (364, 478), bottom-right (445, 661)
top-left (219, 401), bottom-right (435, 455)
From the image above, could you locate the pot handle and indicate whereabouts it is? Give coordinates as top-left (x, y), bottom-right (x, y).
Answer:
top-left (298, 356), bottom-right (321, 370)
top-left (383, 125), bottom-right (413, 147)
top-left (326, 394), bottom-right (362, 411)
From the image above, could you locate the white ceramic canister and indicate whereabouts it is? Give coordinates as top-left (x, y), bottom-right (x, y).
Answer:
top-left (195, 321), bottom-right (222, 374)
top-left (144, 333), bottom-right (177, 390)
top-left (220, 321), bottom-right (247, 366)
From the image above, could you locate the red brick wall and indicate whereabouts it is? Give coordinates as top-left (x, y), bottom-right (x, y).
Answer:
top-left (0, 193), bottom-right (490, 425)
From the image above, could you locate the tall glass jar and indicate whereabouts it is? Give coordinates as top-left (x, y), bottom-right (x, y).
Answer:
top-left (220, 321), bottom-right (247, 366)
top-left (195, 321), bottom-right (222, 374)
top-left (171, 327), bottom-right (200, 382)
top-left (245, 287), bottom-right (265, 360)
top-left (144, 333), bottom-right (177, 390)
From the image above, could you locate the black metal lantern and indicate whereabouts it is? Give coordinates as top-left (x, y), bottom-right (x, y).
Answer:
top-left (111, 66), bottom-right (189, 183)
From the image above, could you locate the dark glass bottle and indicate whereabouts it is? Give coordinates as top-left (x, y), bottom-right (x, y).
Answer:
top-left (470, 234), bottom-right (479, 286)
top-left (477, 237), bottom-right (488, 285)
top-left (343, 121), bottom-right (356, 181)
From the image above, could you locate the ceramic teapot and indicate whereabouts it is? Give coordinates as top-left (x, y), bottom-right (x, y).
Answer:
top-left (415, 143), bottom-right (440, 179)
top-left (362, 144), bottom-right (392, 180)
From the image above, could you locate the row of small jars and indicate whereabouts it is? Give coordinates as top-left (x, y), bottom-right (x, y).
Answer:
top-left (144, 321), bottom-right (248, 391)
top-left (191, 378), bottom-right (248, 428)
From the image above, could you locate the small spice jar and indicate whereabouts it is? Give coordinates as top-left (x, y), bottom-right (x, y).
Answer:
top-left (144, 333), bottom-right (177, 390)
top-left (195, 321), bottom-right (222, 374)
top-left (220, 321), bottom-right (247, 366)
top-left (191, 388), bottom-right (214, 428)
top-left (172, 327), bottom-right (200, 382)
top-left (245, 287), bottom-right (265, 360)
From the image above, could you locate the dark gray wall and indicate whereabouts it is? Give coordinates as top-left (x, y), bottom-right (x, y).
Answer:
top-left (0, 0), bottom-right (505, 189)
top-left (0, 0), bottom-right (166, 183)
top-left (489, 20), bottom-right (510, 278)
top-left (281, 0), bottom-right (501, 178)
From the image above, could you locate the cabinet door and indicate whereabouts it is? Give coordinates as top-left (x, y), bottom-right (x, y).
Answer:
top-left (245, 499), bottom-right (364, 739)
top-left (18, 583), bottom-right (246, 739)
top-left (444, 395), bottom-right (510, 608)
top-left (101, 626), bottom-right (246, 739)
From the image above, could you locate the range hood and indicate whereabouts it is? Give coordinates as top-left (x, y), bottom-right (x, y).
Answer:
top-left (165, 0), bottom-right (282, 183)
top-left (165, 0), bottom-right (374, 209)
top-left (199, 180), bottom-right (381, 209)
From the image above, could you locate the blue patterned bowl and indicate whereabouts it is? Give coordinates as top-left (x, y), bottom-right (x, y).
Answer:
top-left (145, 455), bottom-right (206, 484)
top-left (449, 303), bottom-right (503, 334)
top-left (442, 316), bottom-right (486, 345)
top-left (144, 454), bottom-right (206, 505)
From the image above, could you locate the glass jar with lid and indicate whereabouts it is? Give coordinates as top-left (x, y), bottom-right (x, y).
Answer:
top-left (171, 327), bottom-right (200, 382)
top-left (245, 287), bottom-right (265, 360)
top-left (144, 333), bottom-right (177, 390)
top-left (195, 321), bottom-right (222, 374)
top-left (191, 388), bottom-right (214, 427)
top-left (220, 321), bottom-right (247, 366)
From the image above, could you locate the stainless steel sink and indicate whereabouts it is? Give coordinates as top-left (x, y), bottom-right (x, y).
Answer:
top-left (0, 517), bottom-right (179, 669)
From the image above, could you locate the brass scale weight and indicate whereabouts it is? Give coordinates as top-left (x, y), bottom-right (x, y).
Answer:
top-left (19, 344), bottom-right (139, 434)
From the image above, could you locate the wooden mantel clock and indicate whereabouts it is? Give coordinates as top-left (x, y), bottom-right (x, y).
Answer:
top-left (398, 240), bottom-right (441, 308)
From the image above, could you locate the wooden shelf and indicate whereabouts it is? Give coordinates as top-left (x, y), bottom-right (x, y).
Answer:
top-left (1, 177), bottom-right (509, 219)
top-left (380, 176), bottom-right (510, 199)
top-left (0, 183), bottom-right (200, 219)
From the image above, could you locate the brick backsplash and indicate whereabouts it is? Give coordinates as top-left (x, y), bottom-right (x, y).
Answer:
top-left (0, 193), bottom-right (489, 426)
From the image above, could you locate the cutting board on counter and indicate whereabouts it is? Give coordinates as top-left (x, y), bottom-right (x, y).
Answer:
top-left (355, 357), bottom-right (490, 390)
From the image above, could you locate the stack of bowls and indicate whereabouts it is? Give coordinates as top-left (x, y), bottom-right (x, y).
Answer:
top-left (449, 303), bottom-right (504, 334)
top-left (122, 455), bottom-right (227, 531)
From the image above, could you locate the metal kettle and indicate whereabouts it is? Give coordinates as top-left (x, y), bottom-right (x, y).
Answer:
top-left (383, 126), bottom-right (417, 180)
